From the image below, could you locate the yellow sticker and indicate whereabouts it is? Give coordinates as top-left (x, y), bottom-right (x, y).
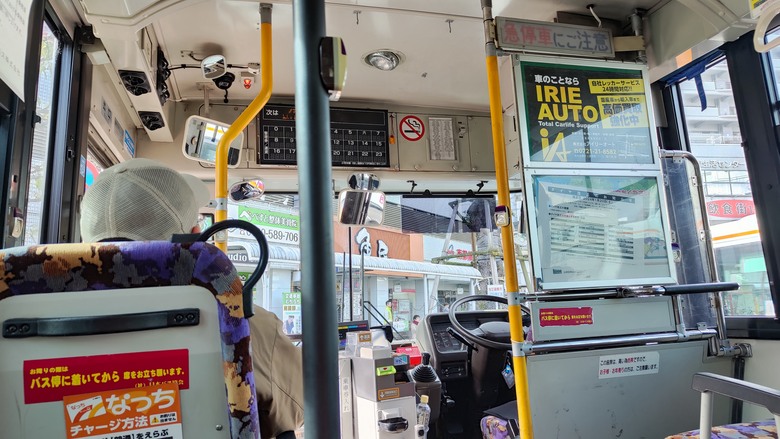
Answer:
top-left (597, 95), bottom-right (649, 129)
top-left (588, 78), bottom-right (645, 94)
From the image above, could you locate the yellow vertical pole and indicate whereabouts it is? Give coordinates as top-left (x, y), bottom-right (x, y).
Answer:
top-left (214, 3), bottom-right (274, 252)
top-left (481, 1), bottom-right (534, 437)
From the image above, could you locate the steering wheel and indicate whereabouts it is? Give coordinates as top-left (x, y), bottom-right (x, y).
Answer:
top-left (447, 295), bottom-right (530, 351)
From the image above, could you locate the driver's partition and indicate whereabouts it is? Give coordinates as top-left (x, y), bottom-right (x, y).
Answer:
top-left (0, 241), bottom-right (260, 439)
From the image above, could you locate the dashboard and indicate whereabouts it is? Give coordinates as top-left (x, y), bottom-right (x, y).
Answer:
top-left (417, 311), bottom-right (509, 380)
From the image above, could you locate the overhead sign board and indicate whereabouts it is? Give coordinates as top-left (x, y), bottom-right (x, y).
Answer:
top-left (496, 17), bottom-right (614, 58)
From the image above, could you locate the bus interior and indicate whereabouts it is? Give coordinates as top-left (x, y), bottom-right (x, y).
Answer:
top-left (3, 0), bottom-right (780, 438)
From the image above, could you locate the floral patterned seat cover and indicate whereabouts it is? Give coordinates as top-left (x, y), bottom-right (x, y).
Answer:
top-left (0, 241), bottom-right (260, 439)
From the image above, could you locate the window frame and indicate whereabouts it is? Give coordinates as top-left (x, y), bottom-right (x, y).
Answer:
top-left (660, 33), bottom-right (780, 339)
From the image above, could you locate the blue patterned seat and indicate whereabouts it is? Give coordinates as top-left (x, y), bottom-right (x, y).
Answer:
top-left (0, 241), bottom-right (260, 438)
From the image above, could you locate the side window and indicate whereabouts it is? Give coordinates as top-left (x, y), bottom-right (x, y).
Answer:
top-left (677, 58), bottom-right (771, 316)
top-left (24, 22), bottom-right (60, 245)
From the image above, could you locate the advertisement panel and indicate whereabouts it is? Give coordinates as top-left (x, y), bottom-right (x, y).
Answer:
top-left (518, 61), bottom-right (654, 165)
top-left (282, 292), bottom-right (302, 336)
top-left (63, 383), bottom-right (183, 439)
top-left (228, 203), bottom-right (300, 245)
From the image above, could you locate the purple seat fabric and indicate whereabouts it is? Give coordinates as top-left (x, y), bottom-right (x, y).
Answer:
top-left (665, 420), bottom-right (776, 438)
top-left (483, 417), bottom-right (778, 438)
top-left (481, 415), bottom-right (514, 439)
top-left (0, 241), bottom-right (260, 439)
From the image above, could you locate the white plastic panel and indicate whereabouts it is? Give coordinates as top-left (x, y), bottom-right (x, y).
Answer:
top-left (0, 286), bottom-right (230, 438)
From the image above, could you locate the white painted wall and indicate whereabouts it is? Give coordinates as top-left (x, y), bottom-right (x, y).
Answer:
top-left (733, 339), bottom-right (780, 421)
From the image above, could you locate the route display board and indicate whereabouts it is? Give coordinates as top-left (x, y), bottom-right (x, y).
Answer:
top-left (257, 104), bottom-right (389, 167)
top-left (517, 61), bottom-right (654, 166)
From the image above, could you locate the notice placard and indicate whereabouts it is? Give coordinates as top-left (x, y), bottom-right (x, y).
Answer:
top-left (0, 0), bottom-right (32, 101)
top-left (598, 351), bottom-right (660, 379)
top-left (531, 174), bottom-right (673, 289)
top-left (519, 61), bottom-right (654, 165)
top-left (24, 349), bottom-right (189, 404)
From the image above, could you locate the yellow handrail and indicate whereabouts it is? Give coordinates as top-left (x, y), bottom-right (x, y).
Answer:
top-left (485, 53), bottom-right (534, 439)
top-left (481, 1), bottom-right (534, 434)
top-left (214, 4), bottom-right (273, 252)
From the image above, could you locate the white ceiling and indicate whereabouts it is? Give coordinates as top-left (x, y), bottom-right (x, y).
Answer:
top-left (78, 0), bottom-right (662, 111)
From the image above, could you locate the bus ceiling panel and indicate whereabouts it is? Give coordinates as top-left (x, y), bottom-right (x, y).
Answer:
top-left (77, 0), bottom-right (667, 112)
top-left (646, 0), bottom-right (752, 81)
top-left (495, 0), bottom-right (661, 23)
top-left (149, 2), bottom-right (491, 110)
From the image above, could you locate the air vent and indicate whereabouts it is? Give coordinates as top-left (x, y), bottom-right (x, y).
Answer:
top-left (156, 73), bottom-right (170, 105)
top-left (138, 111), bottom-right (165, 131)
top-left (156, 46), bottom-right (171, 105)
top-left (118, 70), bottom-right (151, 96)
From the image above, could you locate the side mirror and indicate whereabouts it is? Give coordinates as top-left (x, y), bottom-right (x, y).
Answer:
top-left (202, 54), bottom-right (227, 80)
top-left (338, 190), bottom-right (385, 226)
top-left (182, 115), bottom-right (243, 167)
top-left (229, 179), bottom-right (265, 203)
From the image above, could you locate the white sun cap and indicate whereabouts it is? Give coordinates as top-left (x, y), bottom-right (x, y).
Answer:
top-left (80, 158), bottom-right (211, 242)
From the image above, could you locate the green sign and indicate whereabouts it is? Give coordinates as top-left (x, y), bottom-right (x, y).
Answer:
top-left (238, 206), bottom-right (299, 231)
top-left (282, 292), bottom-right (302, 306)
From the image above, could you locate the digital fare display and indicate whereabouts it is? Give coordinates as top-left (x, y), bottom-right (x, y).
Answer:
top-left (257, 104), bottom-right (390, 168)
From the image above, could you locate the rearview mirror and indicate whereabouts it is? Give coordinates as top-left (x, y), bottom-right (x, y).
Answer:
top-left (229, 179), bottom-right (265, 203)
top-left (202, 54), bottom-right (227, 80)
top-left (182, 115), bottom-right (243, 168)
top-left (338, 190), bottom-right (385, 226)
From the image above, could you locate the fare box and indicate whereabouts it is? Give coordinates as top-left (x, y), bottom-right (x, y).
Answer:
top-left (63, 382), bottom-right (183, 439)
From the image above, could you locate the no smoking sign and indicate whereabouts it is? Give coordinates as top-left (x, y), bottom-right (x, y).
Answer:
top-left (399, 115), bottom-right (425, 142)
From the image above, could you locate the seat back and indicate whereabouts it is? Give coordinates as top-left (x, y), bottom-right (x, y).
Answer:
top-left (0, 241), bottom-right (259, 439)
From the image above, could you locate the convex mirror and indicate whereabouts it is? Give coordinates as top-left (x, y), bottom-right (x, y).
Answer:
top-left (338, 173), bottom-right (385, 226)
top-left (229, 179), bottom-right (265, 203)
top-left (182, 115), bottom-right (243, 168)
top-left (202, 54), bottom-right (227, 80)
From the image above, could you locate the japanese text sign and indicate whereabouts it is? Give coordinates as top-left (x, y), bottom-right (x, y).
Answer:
top-left (519, 62), bottom-right (654, 165)
top-left (539, 307), bottom-right (593, 327)
top-left (63, 383), bottom-right (183, 439)
top-left (496, 17), bottom-right (614, 58)
top-left (532, 174), bottom-right (673, 289)
top-left (24, 349), bottom-right (189, 404)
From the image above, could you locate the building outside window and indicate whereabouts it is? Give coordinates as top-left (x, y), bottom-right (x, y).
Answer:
top-left (678, 58), bottom-right (770, 316)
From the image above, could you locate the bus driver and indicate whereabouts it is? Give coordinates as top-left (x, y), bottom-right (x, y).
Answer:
top-left (79, 158), bottom-right (304, 438)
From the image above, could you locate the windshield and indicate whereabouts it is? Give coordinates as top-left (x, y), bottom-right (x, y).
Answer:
top-left (227, 192), bottom-right (525, 339)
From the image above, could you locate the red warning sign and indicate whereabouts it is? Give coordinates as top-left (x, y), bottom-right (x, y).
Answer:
top-left (539, 307), bottom-right (593, 327)
top-left (24, 349), bottom-right (190, 404)
top-left (399, 115), bottom-right (425, 141)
